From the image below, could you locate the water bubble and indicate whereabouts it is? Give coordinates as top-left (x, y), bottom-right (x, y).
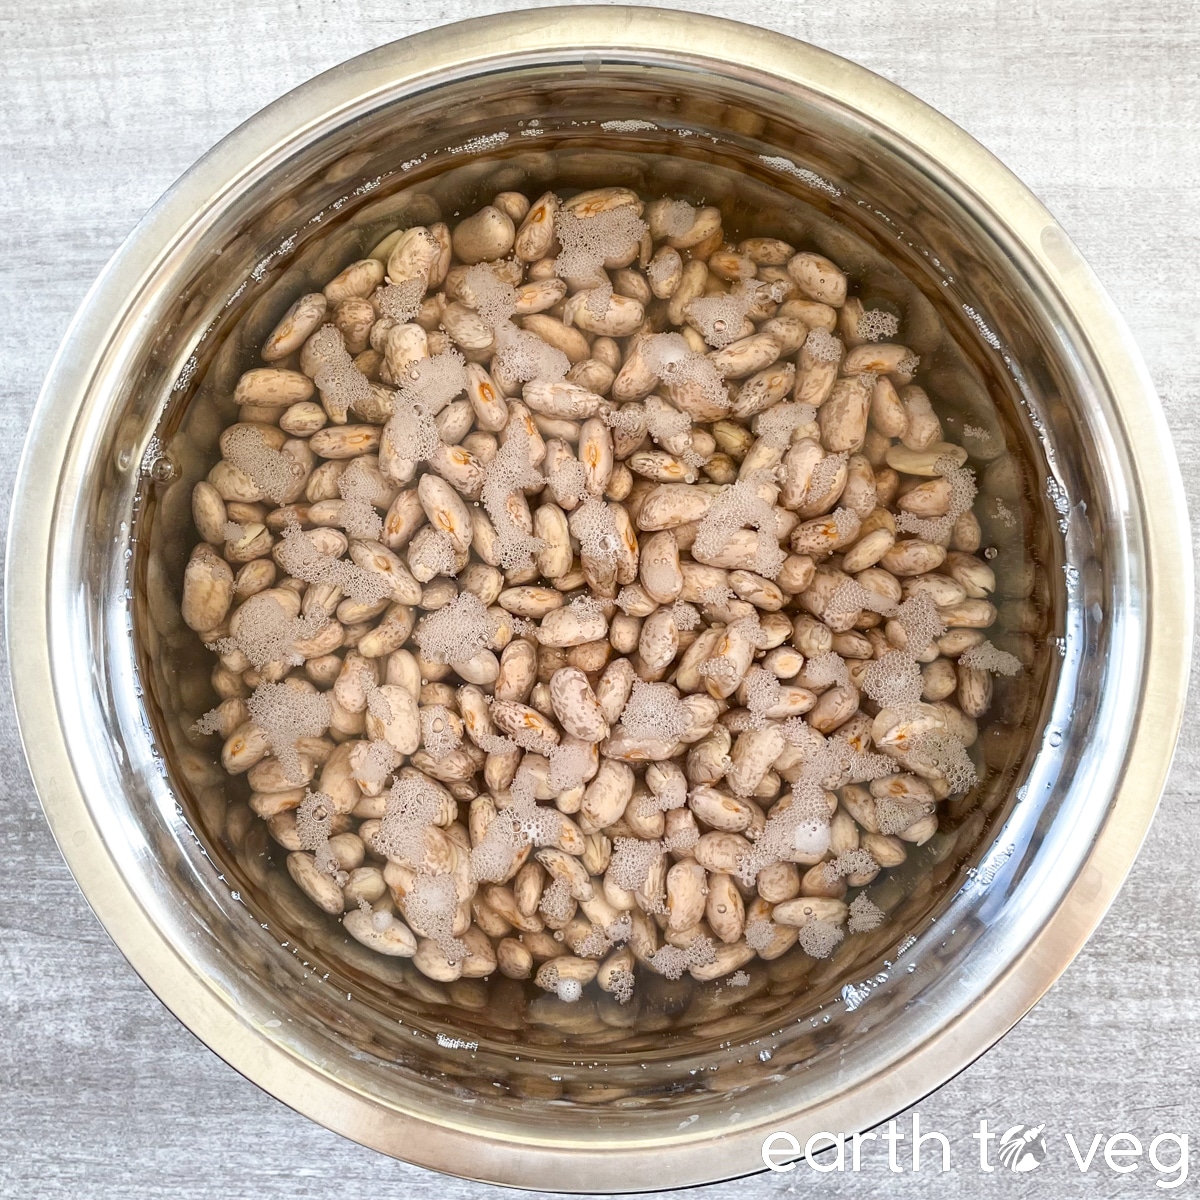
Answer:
top-left (149, 455), bottom-right (177, 483)
top-left (556, 979), bottom-right (582, 1003)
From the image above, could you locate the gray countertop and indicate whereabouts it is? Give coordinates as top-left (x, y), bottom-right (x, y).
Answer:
top-left (2, 1), bottom-right (1198, 1196)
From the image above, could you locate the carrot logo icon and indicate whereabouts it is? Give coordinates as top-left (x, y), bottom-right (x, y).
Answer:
top-left (998, 1124), bottom-right (1048, 1172)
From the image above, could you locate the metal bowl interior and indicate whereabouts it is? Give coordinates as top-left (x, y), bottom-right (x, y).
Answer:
top-left (6, 7), bottom-right (1191, 1191)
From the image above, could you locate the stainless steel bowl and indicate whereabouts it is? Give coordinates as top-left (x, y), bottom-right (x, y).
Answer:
top-left (6, 6), bottom-right (1192, 1190)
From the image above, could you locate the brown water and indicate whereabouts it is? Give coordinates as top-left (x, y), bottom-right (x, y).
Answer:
top-left (133, 138), bottom-right (1053, 1099)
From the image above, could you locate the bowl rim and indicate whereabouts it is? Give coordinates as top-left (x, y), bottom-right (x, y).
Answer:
top-left (6, 5), bottom-right (1193, 1190)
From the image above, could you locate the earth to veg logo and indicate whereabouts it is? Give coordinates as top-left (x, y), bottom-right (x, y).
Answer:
top-left (762, 1115), bottom-right (1189, 1188)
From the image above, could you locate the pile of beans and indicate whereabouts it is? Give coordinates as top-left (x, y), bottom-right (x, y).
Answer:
top-left (181, 184), bottom-right (1016, 1002)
